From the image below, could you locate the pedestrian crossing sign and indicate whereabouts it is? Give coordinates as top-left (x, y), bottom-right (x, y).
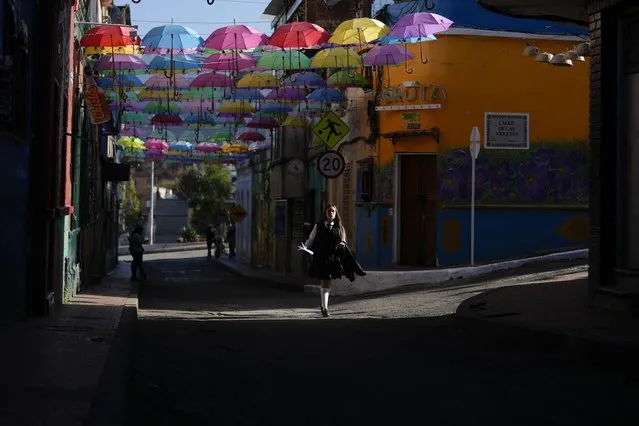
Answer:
top-left (312, 111), bottom-right (350, 148)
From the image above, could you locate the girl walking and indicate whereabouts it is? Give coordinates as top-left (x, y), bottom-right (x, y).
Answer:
top-left (301, 204), bottom-right (347, 317)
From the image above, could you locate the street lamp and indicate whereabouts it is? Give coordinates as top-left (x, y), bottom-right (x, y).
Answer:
top-left (469, 126), bottom-right (481, 266)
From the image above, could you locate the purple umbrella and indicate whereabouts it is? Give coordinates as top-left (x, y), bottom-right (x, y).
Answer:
top-left (390, 13), bottom-right (453, 38)
top-left (281, 72), bottom-right (325, 88)
top-left (363, 44), bottom-right (414, 66)
top-left (95, 54), bottom-right (147, 71)
top-left (202, 52), bottom-right (256, 72)
top-left (120, 127), bottom-right (146, 138)
top-left (264, 88), bottom-right (306, 102)
top-left (190, 72), bottom-right (233, 88)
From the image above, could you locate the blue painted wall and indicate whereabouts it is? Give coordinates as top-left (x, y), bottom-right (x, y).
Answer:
top-left (355, 206), bottom-right (394, 268)
top-left (436, 209), bottom-right (589, 266)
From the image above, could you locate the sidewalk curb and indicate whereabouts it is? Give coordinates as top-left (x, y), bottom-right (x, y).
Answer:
top-left (214, 258), bottom-right (307, 293)
top-left (84, 271), bottom-right (139, 426)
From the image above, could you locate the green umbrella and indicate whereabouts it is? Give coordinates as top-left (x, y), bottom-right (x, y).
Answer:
top-left (143, 101), bottom-right (181, 114)
top-left (327, 70), bottom-right (370, 88)
top-left (208, 132), bottom-right (234, 143)
top-left (121, 112), bottom-right (151, 123)
top-left (257, 50), bottom-right (311, 70)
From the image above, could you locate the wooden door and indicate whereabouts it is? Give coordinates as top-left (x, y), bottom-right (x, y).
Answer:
top-left (400, 155), bottom-right (438, 266)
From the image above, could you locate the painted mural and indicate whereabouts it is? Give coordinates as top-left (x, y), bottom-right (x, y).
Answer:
top-left (438, 141), bottom-right (589, 205)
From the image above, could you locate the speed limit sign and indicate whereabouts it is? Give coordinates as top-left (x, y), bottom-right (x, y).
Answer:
top-left (317, 150), bottom-right (345, 179)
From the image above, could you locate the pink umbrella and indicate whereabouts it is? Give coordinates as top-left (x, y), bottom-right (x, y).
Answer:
top-left (190, 72), bottom-right (234, 88)
top-left (204, 25), bottom-right (268, 50)
top-left (145, 149), bottom-right (167, 161)
top-left (95, 54), bottom-right (147, 71)
top-left (145, 138), bottom-right (169, 150)
top-left (202, 52), bottom-right (256, 72)
top-left (363, 45), bottom-right (414, 66)
top-left (145, 74), bottom-right (191, 89)
top-left (237, 131), bottom-right (265, 142)
top-left (390, 13), bottom-right (453, 38)
top-left (195, 142), bottom-right (221, 153)
top-left (246, 117), bottom-right (279, 129)
top-left (151, 114), bottom-right (183, 125)
top-left (264, 88), bottom-right (306, 102)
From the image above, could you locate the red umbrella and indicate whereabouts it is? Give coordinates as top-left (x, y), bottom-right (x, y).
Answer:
top-left (268, 22), bottom-right (331, 49)
top-left (204, 25), bottom-right (268, 50)
top-left (150, 114), bottom-right (183, 126)
top-left (237, 131), bottom-right (266, 142)
top-left (80, 25), bottom-right (140, 47)
top-left (246, 117), bottom-right (279, 129)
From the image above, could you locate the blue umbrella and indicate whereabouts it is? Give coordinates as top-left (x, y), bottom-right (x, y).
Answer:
top-left (142, 25), bottom-right (204, 51)
top-left (259, 103), bottom-right (293, 114)
top-left (378, 34), bottom-right (437, 45)
top-left (182, 114), bottom-right (217, 126)
top-left (169, 141), bottom-right (194, 151)
top-left (97, 74), bottom-right (144, 89)
top-left (228, 88), bottom-right (264, 102)
top-left (307, 88), bottom-right (345, 103)
top-left (281, 72), bottom-right (326, 88)
top-left (147, 54), bottom-right (202, 73)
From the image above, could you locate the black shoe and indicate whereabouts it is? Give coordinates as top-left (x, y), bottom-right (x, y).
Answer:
top-left (321, 308), bottom-right (329, 318)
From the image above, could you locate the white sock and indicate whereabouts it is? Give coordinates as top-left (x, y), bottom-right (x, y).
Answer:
top-left (322, 289), bottom-right (330, 310)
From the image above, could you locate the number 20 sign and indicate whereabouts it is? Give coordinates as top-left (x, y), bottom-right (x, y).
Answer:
top-left (317, 150), bottom-right (345, 179)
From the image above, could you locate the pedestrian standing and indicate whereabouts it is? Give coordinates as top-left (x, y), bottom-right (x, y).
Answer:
top-left (128, 225), bottom-right (147, 281)
top-left (300, 204), bottom-right (347, 317)
top-left (226, 223), bottom-right (236, 259)
top-left (205, 224), bottom-right (215, 260)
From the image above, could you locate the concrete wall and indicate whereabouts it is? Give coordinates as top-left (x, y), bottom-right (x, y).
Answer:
top-left (235, 159), bottom-right (253, 266)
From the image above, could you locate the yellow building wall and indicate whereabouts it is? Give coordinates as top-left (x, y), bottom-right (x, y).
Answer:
top-left (377, 34), bottom-right (590, 163)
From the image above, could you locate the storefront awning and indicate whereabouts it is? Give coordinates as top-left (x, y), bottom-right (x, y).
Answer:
top-left (382, 128), bottom-right (440, 145)
top-left (476, 0), bottom-right (588, 26)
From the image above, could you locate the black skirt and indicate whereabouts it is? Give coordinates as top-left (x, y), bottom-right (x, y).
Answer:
top-left (308, 254), bottom-right (343, 280)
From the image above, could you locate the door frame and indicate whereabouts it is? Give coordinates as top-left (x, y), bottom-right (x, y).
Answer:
top-left (392, 153), bottom-right (439, 266)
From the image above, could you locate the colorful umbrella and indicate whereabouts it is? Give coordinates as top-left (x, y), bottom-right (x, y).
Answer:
top-left (378, 34), bottom-right (437, 44)
top-left (259, 103), bottom-right (293, 115)
top-left (237, 131), bottom-right (266, 142)
top-left (144, 149), bottom-right (167, 161)
top-left (390, 13), bottom-right (453, 38)
top-left (246, 117), bottom-right (279, 129)
top-left (268, 22), bottom-right (331, 49)
top-left (145, 74), bottom-right (192, 90)
top-left (116, 136), bottom-right (146, 149)
top-left (208, 133), bottom-right (234, 143)
top-left (142, 25), bottom-right (203, 51)
top-left (222, 144), bottom-right (249, 153)
top-left (94, 54), bottom-right (147, 72)
top-left (256, 50), bottom-right (311, 70)
top-left (329, 18), bottom-right (391, 45)
top-left (151, 113), bottom-right (183, 125)
top-left (121, 112), bottom-right (151, 123)
top-left (281, 116), bottom-right (309, 127)
top-left (202, 52), bottom-right (256, 72)
top-left (264, 88), bottom-right (306, 102)
top-left (119, 127), bottom-right (146, 138)
top-left (182, 114), bottom-right (217, 126)
top-left (218, 101), bottom-right (255, 114)
top-left (143, 101), bottom-right (181, 114)
top-left (281, 72), bottom-right (325, 88)
top-left (147, 54), bottom-right (201, 74)
top-left (327, 70), bottom-right (370, 88)
top-left (97, 74), bottom-right (144, 89)
top-left (249, 141), bottom-right (271, 151)
top-left (190, 72), bottom-right (233, 88)
top-left (196, 142), bottom-right (221, 153)
top-left (363, 44), bottom-right (414, 66)
top-left (80, 25), bottom-right (140, 49)
top-left (228, 88), bottom-right (264, 102)
top-left (204, 25), bottom-right (268, 50)
top-left (169, 141), bottom-right (194, 151)
top-left (236, 72), bottom-right (279, 88)
top-left (144, 139), bottom-right (169, 150)
top-left (307, 88), bottom-right (346, 103)
top-left (310, 47), bottom-right (362, 68)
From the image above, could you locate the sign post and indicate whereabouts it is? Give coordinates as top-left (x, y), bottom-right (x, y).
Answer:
top-left (469, 126), bottom-right (481, 266)
top-left (149, 160), bottom-right (155, 245)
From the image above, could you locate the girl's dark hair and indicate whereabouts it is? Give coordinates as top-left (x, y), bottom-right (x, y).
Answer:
top-left (325, 204), bottom-right (346, 242)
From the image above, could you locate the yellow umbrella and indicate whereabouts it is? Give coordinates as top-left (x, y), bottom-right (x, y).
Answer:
top-left (218, 101), bottom-right (255, 114)
top-left (84, 45), bottom-right (143, 55)
top-left (137, 89), bottom-right (171, 100)
top-left (329, 18), bottom-right (391, 45)
top-left (236, 72), bottom-right (279, 88)
top-left (117, 136), bottom-right (146, 150)
top-left (222, 144), bottom-right (249, 153)
top-left (310, 47), bottom-right (362, 69)
top-left (281, 116), bottom-right (309, 127)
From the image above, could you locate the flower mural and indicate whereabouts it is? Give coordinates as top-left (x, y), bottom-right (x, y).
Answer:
top-left (438, 142), bottom-right (589, 205)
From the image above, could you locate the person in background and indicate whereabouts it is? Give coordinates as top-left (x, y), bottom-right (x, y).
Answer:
top-left (226, 223), bottom-right (236, 259)
top-left (205, 224), bottom-right (215, 260)
top-left (128, 225), bottom-right (147, 281)
top-left (301, 204), bottom-right (346, 317)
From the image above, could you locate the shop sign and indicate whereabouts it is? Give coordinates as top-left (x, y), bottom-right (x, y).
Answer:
top-left (402, 112), bottom-right (421, 130)
top-left (484, 112), bottom-right (529, 150)
top-left (380, 84), bottom-right (446, 103)
top-left (84, 74), bottom-right (111, 125)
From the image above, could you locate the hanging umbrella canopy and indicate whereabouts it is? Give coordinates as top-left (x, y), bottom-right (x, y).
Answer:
top-left (117, 136), bottom-right (146, 149)
top-left (121, 111), bottom-right (151, 123)
top-left (147, 54), bottom-right (202, 74)
top-left (169, 141), bottom-right (195, 151)
top-left (237, 131), bottom-right (266, 142)
top-left (142, 25), bottom-right (204, 52)
top-left (228, 87), bottom-right (264, 102)
top-left (307, 88), bottom-right (346, 103)
top-left (80, 25), bottom-right (140, 49)
top-left (256, 50), bottom-right (311, 70)
top-left (390, 13), bottom-right (453, 38)
top-left (378, 34), bottom-right (437, 44)
top-left (327, 70), bottom-right (370, 88)
top-left (151, 113), bottom-right (183, 126)
top-left (94, 54), bottom-right (147, 72)
top-left (202, 52), bottom-right (257, 72)
top-left (190, 72), bottom-right (234, 88)
top-left (196, 142), bottom-right (221, 153)
top-left (97, 74), bottom-right (145, 89)
top-left (264, 88), bottom-right (306, 102)
top-left (281, 116), bottom-right (309, 127)
top-left (246, 117), bottom-right (279, 129)
top-left (209, 132), bottom-right (235, 143)
top-left (182, 114), bottom-right (217, 126)
top-left (111, 100), bottom-right (149, 112)
top-left (310, 47), bottom-right (362, 68)
top-left (180, 87), bottom-right (226, 101)
top-left (268, 22), bottom-right (331, 49)
top-left (258, 103), bottom-right (293, 115)
top-left (222, 144), bottom-right (249, 153)
top-left (119, 127), bottom-right (146, 138)
top-left (218, 101), bottom-right (255, 114)
top-left (236, 72), bottom-right (279, 88)
top-left (147, 128), bottom-right (179, 141)
top-left (145, 149), bottom-right (167, 161)
top-left (204, 25), bottom-right (268, 50)
top-left (363, 44), bottom-right (414, 66)
top-left (143, 101), bottom-right (181, 114)
top-left (329, 18), bottom-right (391, 45)
top-left (145, 74), bottom-right (191, 90)
top-left (144, 139), bottom-right (169, 150)
top-left (281, 72), bottom-right (325, 88)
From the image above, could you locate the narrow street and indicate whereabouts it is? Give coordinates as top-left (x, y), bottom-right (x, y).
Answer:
top-left (125, 251), bottom-right (636, 426)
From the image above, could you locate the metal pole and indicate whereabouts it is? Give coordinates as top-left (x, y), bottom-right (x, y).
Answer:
top-left (150, 160), bottom-right (155, 245)
top-left (470, 155), bottom-right (475, 266)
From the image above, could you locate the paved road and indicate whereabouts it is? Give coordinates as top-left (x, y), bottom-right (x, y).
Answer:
top-left (125, 251), bottom-right (636, 426)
